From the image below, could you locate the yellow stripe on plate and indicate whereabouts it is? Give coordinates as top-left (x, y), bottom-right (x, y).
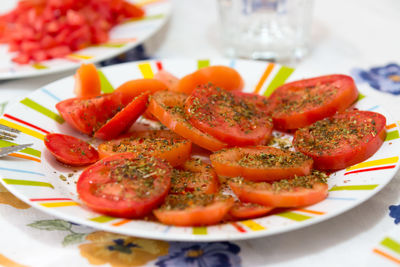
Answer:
top-left (40, 201), bottom-right (79, 208)
top-left (138, 62), bottom-right (154, 79)
top-left (346, 156), bottom-right (399, 171)
top-left (240, 220), bottom-right (265, 231)
top-left (67, 54), bottom-right (94, 61)
top-left (0, 119), bottom-right (45, 140)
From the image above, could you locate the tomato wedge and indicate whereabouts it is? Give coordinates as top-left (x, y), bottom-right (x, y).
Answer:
top-left (185, 85), bottom-right (273, 146)
top-left (147, 90), bottom-right (228, 151)
top-left (44, 133), bottom-right (99, 166)
top-left (77, 153), bottom-right (172, 218)
top-left (153, 194), bottom-right (234, 226)
top-left (98, 130), bottom-right (192, 167)
top-left (173, 65), bottom-right (244, 94)
top-left (229, 171), bottom-right (329, 207)
top-left (210, 146), bottom-right (313, 182)
top-left (171, 158), bottom-right (219, 194)
top-left (56, 92), bottom-right (125, 135)
top-left (267, 74), bottom-right (359, 130)
top-left (74, 63), bottom-right (101, 99)
top-left (229, 202), bottom-right (273, 220)
top-left (94, 92), bottom-right (149, 140)
top-left (293, 110), bottom-right (386, 170)
top-left (154, 70), bottom-right (180, 90)
top-left (115, 78), bottom-right (168, 103)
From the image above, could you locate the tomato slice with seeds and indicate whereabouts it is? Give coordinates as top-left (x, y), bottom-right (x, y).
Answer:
top-left (93, 92), bottom-right (149, 140)
top-left (229, 171), bottom-right (329, 207)
top-left (147, 90), bottom-right (228, 151)
top-left (267, 74), bottom-right (359, 130)
top-left (153, 194), bottom-right (234, 226)
top-left (56, 92), bottom-right (125, 135)
top-left (44, 133), bottom-right (99, 166)
top-left (74, 63), bottom-right (101, 99)
top-left (228, 202), bottom-right (273, 220)
top-left (77, 153), bottom-right (172, 218)
top-left (173, 65), bottom-right (244, 94)
top-left (293, 110), bottom-right (386, 170)
top-left (185, 85), bottom-right (273, 146)
top-left (210, 146), bottom-right (313, 182)
top-left (171, 158), bottom-right (219, 194)
top-left (98, 130), bottom-right (192, 167)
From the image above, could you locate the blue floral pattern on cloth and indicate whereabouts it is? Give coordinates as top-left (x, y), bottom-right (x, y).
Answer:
top-left (389, 205), bottom-right (400, 224)
top-left (155, 242), bottom-right (241, 267)
top-left (350, 63), bottom-right (400, 95)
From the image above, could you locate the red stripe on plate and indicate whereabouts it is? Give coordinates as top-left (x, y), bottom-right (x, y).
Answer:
top-left (4, 113), bottom-right (50, 134)
top-left (344, 165), bottom-right (396, 176)
top-left (231, 222), bottom-right (246, 233)
top-left (156, 61), bottom-right (163, 71)
top-left (30, 198), bottom-right (73, 202)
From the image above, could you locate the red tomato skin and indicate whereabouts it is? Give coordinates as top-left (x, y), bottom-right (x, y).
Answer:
top-left (229, 181), bottom-right (328, 208)
top-left (94, 92), bottom-right (149, 140)
top-left (229, 202), bottom-right (273, 220)
top-left (44, 133), bottom-right (99, 166)
top-left (77, 153), bottom-right (172, 218)
top-left (293, 110), bottom-right (387, 170)
top-left (268, 74), bottom-right (359, 130)
top-left (210, 146), bottom-right (313, 182)
top-left (56, 92), bottom-right (125, 135)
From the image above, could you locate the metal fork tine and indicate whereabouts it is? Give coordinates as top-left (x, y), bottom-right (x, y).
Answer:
top-left (0, 144), bottom-right (33, 157)
top-left (0, 124), bottom-right (20, 133)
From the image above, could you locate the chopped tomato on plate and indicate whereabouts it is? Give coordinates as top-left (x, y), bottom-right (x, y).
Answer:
top-left (293, 110), bottom-right (387, 170)
top-left (185, 84), bottom-right (273, 146)
top-left (44, 133), bottom-right (99, 166)
top-left (74, 63), bottom-right (101, 99)
top-left (267, 74), bottom-right (359, 130)
top-left (77, 153), bottom-right (172, 218)
top-left (229, 171), bottom-right (329, 207)
top-left (210, 146), bottom-right (313, 182)
top-left (98, 130), bottom-right (192, 167)
top-left (147, 90), bottom-right (228, 151)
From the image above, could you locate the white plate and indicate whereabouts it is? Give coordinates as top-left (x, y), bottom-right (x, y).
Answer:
top-left (0, 58), bottom-right (399, 242)
top-left (0, 0), bottom-right (171, 80)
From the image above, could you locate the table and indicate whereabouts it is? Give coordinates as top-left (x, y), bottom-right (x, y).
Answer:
top-left (1, 0), bottom-right (400, 266)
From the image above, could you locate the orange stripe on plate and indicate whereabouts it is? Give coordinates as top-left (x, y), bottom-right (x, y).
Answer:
top-left (108, 38), bottom-right (138, 43)
top-left (297, 209), bottom-right (325, 215)
top-left (386, 123), bottom-right (397, 130)
top-left (373, 248), bottom-right (400, 264)
top-left (254, 63), bottom-right (275, 94)
top-left (9, 153), bottom-right (41, 163)
top-left (137, 0), bottom-right (165, 6)
top-left (112, 219), bottom-right (132, 226)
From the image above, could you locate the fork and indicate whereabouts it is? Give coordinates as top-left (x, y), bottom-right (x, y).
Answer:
top-left (0, 124), bottom-right (33, 157)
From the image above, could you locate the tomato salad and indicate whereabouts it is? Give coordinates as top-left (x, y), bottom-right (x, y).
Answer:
top-left (45, 64), bottom-right (387, 226)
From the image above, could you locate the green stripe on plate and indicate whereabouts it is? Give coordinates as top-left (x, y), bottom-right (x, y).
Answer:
top-left (386, 130), bottom-right (399, 141)
top-left (32, 63), bottom-right (48, 70)
top-left (197, 59), bottom-right (210, 69)
top-left (329, 184), bottom-right (379, 191)
top-left (381, 237), bottom-right (400, 255)
top-left (98, 43), bottom-right (126, 48)
top-left (357, 93), bottom-right (366, 101)
top-left (3, 178), bottom-right (53, 188)
top-left (89, 215), bottom-right (116, 223)
top-left (20, 98), bottom-right (64, 124)
top-left (277, 211), bottom-right (312, 222)
top-left (97, 70), bottom-right (114, 93)
top-left (263, 66), bottom-right (294, 97)
top-left (125, 13), bottom-right (165, 23)
top-left (0, 140), bottom-right (41, 158)
top-left (193, 226), bottom-right (207, 235)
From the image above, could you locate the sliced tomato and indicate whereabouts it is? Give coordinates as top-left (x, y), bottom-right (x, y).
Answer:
top-left (210, 146), bottom-right (313, 182)
top-left (98, 130), bottom-right (192, 167)
top-left (171, 158), bottom-right (219, 194)
top-left (267, 74), bottom-right (359, 130)
top-left (185, 85), bottom-right (273, 146)
top-left (115, 78), bottom-right (168, 105)
top-left (44, 133), bottom-right (99, 166)
top-left (94, 92), bottom-right (149, 140)
top-left (147, 90), bottom-right (228, 151)
top-left (229, 202), bottom-right (273, 220)
top-left (293, 110), bottom-right (386, 170)
top-left (153, 194), bottom-right (234, 226)
top-left (173, 65), bottom-right (244, 94)
top-left (56, 92), bottom-right (125, 135)
top-left (74, 63), bottom-right (101, 99)
top-left (229, 171), bottom-right (329, 207)
top-left (154, 70), bottom-right (180, 91)
top-left (77, 153), bottom-right (172, 218)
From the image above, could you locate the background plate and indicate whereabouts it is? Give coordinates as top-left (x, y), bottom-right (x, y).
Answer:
top-left (0, 58), bottom-right (399, 242)
top-left (0, 0), bottom-right (171, 80)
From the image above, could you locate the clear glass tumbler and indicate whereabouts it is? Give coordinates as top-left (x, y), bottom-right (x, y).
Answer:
top-left (217, 0), bottom-right (314, 63)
